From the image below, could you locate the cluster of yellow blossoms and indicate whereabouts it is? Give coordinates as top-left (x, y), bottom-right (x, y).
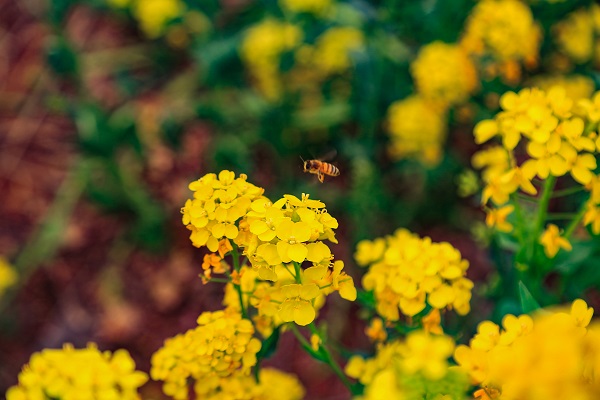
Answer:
top-left (241, 18), bottom-right (364, 100)
top-left (279, 0), bottom-right (333, 17)
top-left (107, 0), bottom-right (186, 39)
top-left (386, 96), bottom-right (447, 165)
top-left (181, 171), bottom-right (264, 254)
top-left (553, 4), bottom-right (600, 66)
top-left (240, 20), bottom-right (303, 101)
top-left (410, 41), bottom-right (478, 109)
top-left (455, 299), bottom-right (600, 399)
top-left (150, 309), bottom-right (263, 399)
top-left (461, 0), bottom-right (540, 83)
top-left (473, 87), bottom-right (600, 255)
top-left (346, 330), bottom-right (469, 400)
top-left (355, 229), bottom-right (473, 320)
top-left (181, 171), bottom-right (355, 330)
top-left (387, 39), bottom-right (478, 165)
top-left (7, 344), bottom-right (148, 400)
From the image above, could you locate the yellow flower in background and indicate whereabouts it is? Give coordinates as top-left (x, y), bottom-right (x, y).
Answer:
top-left (461, 0), bottom-right (541, 64)
top-left (0, 257), bottom-right (17, 298)
top-left (6, 344), bottom-right (148, 400)
top-left (529, 75), bottom-right (595, 102)
top-left (553, 7), bottom-right (596, 64)
top-left (310, 27), bottom-right (365, 76)
top-left (241, 20), bottom-right (303, 100)
top-left (346, 331), bottom-right (469, 400)
top-left (187, 367), bottom-right (305, 400)
top-left (485, 204), bottom-right (514, 232)
top-left (133, 0), bottom-right (185, 38)
top-left (455, 299), bottom-right (599, 399)
top-left (181, 171), bottom-right (264, 252)
top-left (354, 237), bottom-right (387, 266)
top-left (584, 200), bottom-right (600, 234)
top-left (411, 41), bottom-right (478, 107)
top-left (280, 0), bottom-right (332, 16)
top-left (358, 229), bottom-right (473, 320)
top-left (386, 95), bottom-right (447, 166)
top-left (539, 224), bottom-right (572, 258)
top-left (151, 309), bottom-right (262, 399)
top-left (365, 318), bottom-right (388, 343)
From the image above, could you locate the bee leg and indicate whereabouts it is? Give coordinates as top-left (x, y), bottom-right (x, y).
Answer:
top-left (318, 171), bottom-right (324, 183)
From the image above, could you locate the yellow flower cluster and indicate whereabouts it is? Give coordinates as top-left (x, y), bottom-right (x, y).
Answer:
top-left (386, 95), bottom-right (447, 166)
top-left (455, 299), bottom-right (600, 399)
top-left (240, 20), bottom-right (303, 100)
top-left (6, 344), bottom-right (147, 400)
top-left (410, 41), bottom-right (478, 108)
top-left (355, 229), bottom-right (473, 320)
top-left (308, 27), bottom-right (365, 76)
top-left (529, 74), bottom-right (595, 102)
top-left (346, 331), bottom-right (469, 400)
top-left (461, 0), bottom-right (541, 82)
top-left (0, 256), bottom-right (17, 298)
top-left (553, 5), bottom-right (600, 65)
top-left (150, 309), bottom-right (262, 399)
top-left (181, 170), bottom-right (264, 252)
top-left (133, 0), bottom-right (185, 38)
top-left (279, 0), bottom-right (332, 16)
top-left (473, 87), bottom-right (600, 247)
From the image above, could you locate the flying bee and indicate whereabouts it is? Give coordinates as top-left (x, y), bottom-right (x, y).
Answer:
top-left (302, 157), bottom-right (340, 183)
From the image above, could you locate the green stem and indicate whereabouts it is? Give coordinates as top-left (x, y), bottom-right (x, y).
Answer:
top-left (292, 262), bottom-right (302, 284)
top-left (551, 185), bottom-right (584, 198)
top-left (564, 199), bottom-right (589, 240)
top-left (230, 244), bottom-right (247, 319)
top-left (533, 175), bottom-right (557, 242)
top-left (290, 323), bottom-right (359, 395)
top-left (307, 323), bottom-right (359, 395)
top-left (545, 213), bottom-right (577, 221)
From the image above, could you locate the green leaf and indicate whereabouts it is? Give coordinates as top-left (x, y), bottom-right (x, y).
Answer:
top-left (518, 281), bottom-right (541, 314)
top-left (256, 326), bottom-right (281, 361)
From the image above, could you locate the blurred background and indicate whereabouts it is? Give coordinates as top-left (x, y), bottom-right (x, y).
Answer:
top-left (0, 0), bottom-right (599, 398)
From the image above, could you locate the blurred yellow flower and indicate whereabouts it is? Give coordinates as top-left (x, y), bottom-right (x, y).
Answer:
top-left (7, 344), bottom-right (147, 400)
top-left (553, 7), bottom-right (596, 64)
top-left (539, 223), bottom-right (572, 258)
top-left (346, 331), bottom-right (469, 399)
top-left (386, 95), bottom-right (447, 166)
top-left (310, 27), bottom-right (364, 76)
top-left (241, 20), bottom-right (303, 100)
top-left (411, 41), bottom-right (478, 107)
top-left (0, 257), bottom-right (17, 299)
top-left (485, 204), bottom-right (514, 233)
top-left (133, 0), bottom-right (185, 38)
top-left (280, 0), bottom-right (332, 16)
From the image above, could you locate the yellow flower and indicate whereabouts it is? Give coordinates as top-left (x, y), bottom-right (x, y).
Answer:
top-left (182, 170), bottom-right (264, 252)
top-left (539, 224), bottom-right (572, 258)
top-left (553, 7), bottom-right (596, 64)
top-left (529, 75), bottom-right (595, 102)
top-left (240, 20), bottom-right (302, 100)
top-left (359, 229), bottom-right (473, 320)
top-left (0, 257), bottom-right (17, 298)
top-left (133, 0), bottom-right (185, 38)
top-left (411, 41), bottom-right (478, 107)
top-left (485, 204), bottom-right (514, 232)
top-left (422, 309), bottom-right (444, 335)
top-left (455, 299), bottom-right (600, 399)
top-left (347, 331), bottom-right (470, 399)
top-left (280, 0), bottom-right (332, 16)
top-left (354, 238), bottom-right (387, 266)
top-left (365, 318), bottom-right (388, 343)
top-left (386, 95), bottom-right (447, 165)
top-left (461, 0), bottom-right (541, 66)
top-left (151, 309), bottom-right (262, 399)
top-left (401, 331), bottom-right (455, 380)
top-left (310, 27), bottom-right (364, 76)
top-left (279, 283), bottom-right (320, 326)
top-left (7, 344), bottom-right (148, 400)
top-left (584, 201), bottom-right (600, 234)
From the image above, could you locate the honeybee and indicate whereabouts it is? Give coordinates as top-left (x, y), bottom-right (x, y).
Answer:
top-left (302, 158), bottom-right (340, 183)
